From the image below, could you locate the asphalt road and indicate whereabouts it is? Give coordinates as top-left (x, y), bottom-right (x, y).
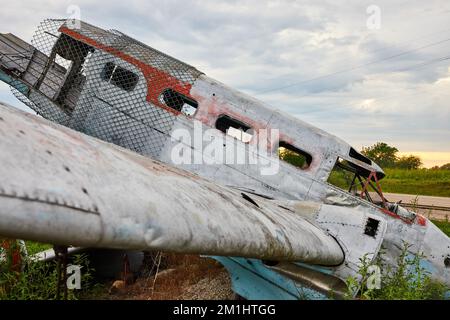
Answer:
top-left (383, 192), bottom-right (450, 221)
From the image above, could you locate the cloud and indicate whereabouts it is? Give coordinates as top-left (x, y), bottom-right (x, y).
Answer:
top-left (0, 0), bottom-right (449, 156)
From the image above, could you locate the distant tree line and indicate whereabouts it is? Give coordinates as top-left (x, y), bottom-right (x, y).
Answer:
top-left (431, 163), bottom-right (450, 170)
top-left (361, 142), bottom-right (430, 170)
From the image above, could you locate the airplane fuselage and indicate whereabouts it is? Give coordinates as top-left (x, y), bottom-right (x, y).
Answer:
top-left (0, 19), bottom-right (448, 299)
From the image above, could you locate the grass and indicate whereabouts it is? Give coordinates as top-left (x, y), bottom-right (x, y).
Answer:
top-left (432, 220), bottom-right (450, 237)
top-left (379, 168), bottom-right (450, 197)
top-left (328, 168), bottom-right (450, 198)
top-left (347, 243), bottom-right (449, 300)
top-left (0, 250), bottom-right (96, 300)
top-left (25, 242), bottom-right (52, 255)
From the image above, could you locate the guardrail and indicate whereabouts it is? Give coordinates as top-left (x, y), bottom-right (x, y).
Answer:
top-left (401, 203), bottom-right (450, 212)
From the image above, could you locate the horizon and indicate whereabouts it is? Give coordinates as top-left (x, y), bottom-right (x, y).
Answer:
top-left (397, 151), bottom-right (449, 168)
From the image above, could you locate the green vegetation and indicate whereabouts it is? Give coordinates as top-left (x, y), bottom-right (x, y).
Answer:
top-left (379, 168), bottom-right (450, 197)
top-left (281, 141), bottom-right (450, 197)
top-left (346, 243), bottom-right (449, 300)
top-left (438, 163), bottom-right (450, 170)
top-left (359, 142), bottom-right (450, 196)
top-left (361, 142), bottom-right (423, 169)
top-left (327, 162), bottom-right (362, 192)
top-left (325, 142), bottom-right (450, 197)
top-left (25, 242), bottom-right (52, 255)
top-left (1, 244), bottom-right (96, 300)
top-left (329, 167), bottom-right (450, 197)
top-left (279, 145), bottom-right (309, 169)
top-left (432, 220), bottom-right (450, 237)
top-left (362, 142), bottom-right (402, 168)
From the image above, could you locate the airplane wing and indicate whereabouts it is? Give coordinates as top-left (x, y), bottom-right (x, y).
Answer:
top-left (0, 102), bottom-right (343, 266)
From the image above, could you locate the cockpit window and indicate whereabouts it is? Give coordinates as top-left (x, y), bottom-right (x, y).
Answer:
top-left (328, 157), bottom-right (417, 222)
top-left (328, 158), bottom-right (363, 194)
top-left (328, 157), bottom-right (386, 206)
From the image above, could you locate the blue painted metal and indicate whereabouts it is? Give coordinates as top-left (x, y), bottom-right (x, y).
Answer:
top-left (403, 255), bottom-right (449, 299)
top-left (211, 256), bottom-right (328, 300)
top-left (404, 254), bottom-right (437, 278)
top-left (212, 255), bottom-right (450, 300)
top-left (0, 70), bottom-right (29, 95)
top-left (294, 261), bottom-right (334, 275)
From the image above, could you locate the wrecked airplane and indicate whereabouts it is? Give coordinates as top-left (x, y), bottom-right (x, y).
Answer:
top-left (0, 19), bottom-right (449, 299)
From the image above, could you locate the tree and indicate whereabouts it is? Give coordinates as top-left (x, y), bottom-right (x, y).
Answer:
top-left (396, 155), bottom-right (422, 170)
top-left (361, 142), bottom-right (423, 169)
top-left (361, 142), bottom-right (398, 168)
top-left (439, 163), bottom-right (450, 170)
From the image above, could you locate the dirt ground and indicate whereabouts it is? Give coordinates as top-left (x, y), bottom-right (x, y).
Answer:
top-left (98, 254), bottom-right (235, 300)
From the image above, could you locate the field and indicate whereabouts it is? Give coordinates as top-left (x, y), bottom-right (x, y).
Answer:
top-left (329, 168), bottom-right (450, 198)
top-left (379, 169), bottom-right (450, 197)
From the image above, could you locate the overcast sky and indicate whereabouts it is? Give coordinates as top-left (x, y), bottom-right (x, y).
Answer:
top-left (1, 0), bottom-right (449, 166)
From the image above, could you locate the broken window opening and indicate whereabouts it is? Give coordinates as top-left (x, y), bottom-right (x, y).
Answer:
top-left (278, 142), bottom-right (312, 170)
top-left (364, 218), bottom-right (380, 237)
top-left (49, 34), bottom-right (94, 112)
top-left (327, 157), bottom-right (389, 207)
top-left (215, 115), bottom-right (253, 143)
top-left (101, 62), bottom-right (138, 92)
top-left (328, 159), bottom-right (417, 222)
top-left (54, 53), bottom-right (72, 71)
top-left (160, 88), bottom-right (198, 116)
top-left (80, 51), bottom-right (93, 76)
top-left (329, 158), bottom-right (369, 195)
top-left (101, 62), bottom-right (115, 81)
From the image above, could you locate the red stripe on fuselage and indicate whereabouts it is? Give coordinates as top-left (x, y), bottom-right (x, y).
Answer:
top-left (59, 26), bottom-right (194, 116)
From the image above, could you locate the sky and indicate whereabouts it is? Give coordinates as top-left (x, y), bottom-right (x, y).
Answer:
top-left (0, 0), bottom-right (449, 167)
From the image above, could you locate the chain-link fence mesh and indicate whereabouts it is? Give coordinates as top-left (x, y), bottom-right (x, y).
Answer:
top-left (6, 19), bottom-right (203, 158)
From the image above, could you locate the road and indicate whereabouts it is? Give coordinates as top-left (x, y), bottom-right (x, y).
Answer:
top-left (383, 192), bottom-right (450, 221)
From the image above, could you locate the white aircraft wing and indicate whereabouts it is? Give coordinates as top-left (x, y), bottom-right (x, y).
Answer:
top-left (0, 102), bottom-right (343, 266)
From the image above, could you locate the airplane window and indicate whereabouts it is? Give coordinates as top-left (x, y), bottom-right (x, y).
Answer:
top-left (215, 115), bottom-right (253, 143)
top-left (349, 147), bottom-right (372, 165)
top-left (101, 62), bottom-right (138, 92)
top-left (160, 88), bottom-right (198, 116)
top-left (327, 157), bottom-right (386, 205)
top-left (328, 158), bottom-right (364, 195)
top-left (278, 142), bottom-right (312, 170)
top-left (101, 62), bottom-right (115, 81)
